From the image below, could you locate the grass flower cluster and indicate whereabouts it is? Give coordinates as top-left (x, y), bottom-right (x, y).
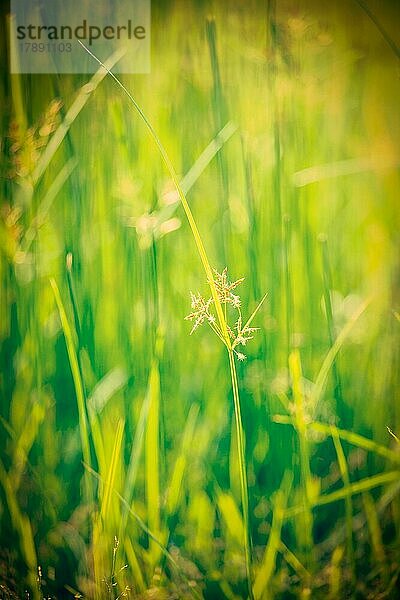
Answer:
top-left (186, 268), bottom-right (266, 361)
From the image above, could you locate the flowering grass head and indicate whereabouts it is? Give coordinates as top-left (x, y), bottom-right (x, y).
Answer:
top-left (185, 267), bottom-right (267, 360)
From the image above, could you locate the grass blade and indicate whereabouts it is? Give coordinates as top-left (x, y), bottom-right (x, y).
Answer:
top-left (166, 403), bottom-right (199, 515)
top-left (205, 16), bottom-right (230, 262)
top-left (19, 158), bottom-right (77, 256)
top-left (273, 416), bottom-right (400, 464)
top-left (218, 490), bottom-right (245, 547)
top-left (329, 545), bottom-right (344, 600)
top-left (93, 419), bottom-right (124, 597)
top-left (284, 471), bottom-right (400, 518)
top-left (320, 236), bottom-right (343, 411)
top-left (155, 121), bottom-right (238, 230)
top-left (84, 463), bottom-right (202, 600)
top-left (50, 277), bottom-right (93, 505)
top-left (278, 541), bottom-right (310, 582)
top-left (253, 472), bottom-right (292, 600)
top-left (288, 350), bottom-right (314, 565)
top-left (330, 425), bottom-right (355, 584)
top-left (9, 401), bottom-right (46, 491)
top-left (362, 491), bottom-right (389, 585)
top-left (145, 356), bottom-right (163, 565)
top-left (32, 48), bottom-right (126, 185)
top-left (311, 296), bottom-right (373, 417)
top-left (100, 419), bottom-right (124, 524)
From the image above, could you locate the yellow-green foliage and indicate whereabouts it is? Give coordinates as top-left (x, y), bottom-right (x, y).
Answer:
top-left (1, 1), bottom-right (399, 598)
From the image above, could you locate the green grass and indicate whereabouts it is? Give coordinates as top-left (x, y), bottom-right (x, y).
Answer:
top-left (1, 0), bottom-right (400, 598)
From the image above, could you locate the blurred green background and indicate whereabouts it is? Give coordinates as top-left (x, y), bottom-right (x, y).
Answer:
top-left (1, 0), bottom-right (399, 598)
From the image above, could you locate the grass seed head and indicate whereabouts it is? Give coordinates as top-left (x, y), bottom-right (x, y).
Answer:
top-left (186, 267), bottom-right (264, 360)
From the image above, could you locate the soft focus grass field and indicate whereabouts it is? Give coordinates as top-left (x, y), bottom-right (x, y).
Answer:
top-left (1, 0), bottom-right (400, 598)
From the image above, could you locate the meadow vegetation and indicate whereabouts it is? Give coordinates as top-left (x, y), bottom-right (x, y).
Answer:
top-left (1, 1), bottom-right (399, 598)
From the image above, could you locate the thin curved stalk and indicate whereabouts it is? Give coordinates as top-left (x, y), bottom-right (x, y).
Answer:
top-left (78, 42), bottom-right (229, 345)
top-left (78, 42), bottom-right (253, 597)
top-left (228, 348), bottom-right (254, 600)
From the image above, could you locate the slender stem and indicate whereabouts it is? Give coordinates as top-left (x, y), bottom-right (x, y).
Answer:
top-left (228, 348), bottom-right (254, 600)
top-left (78, 41), bottom-right (229, 346)
top-left (207, 320), bottom-right (227, 346)
top-left (78, 42), bottom-right (253, 595)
